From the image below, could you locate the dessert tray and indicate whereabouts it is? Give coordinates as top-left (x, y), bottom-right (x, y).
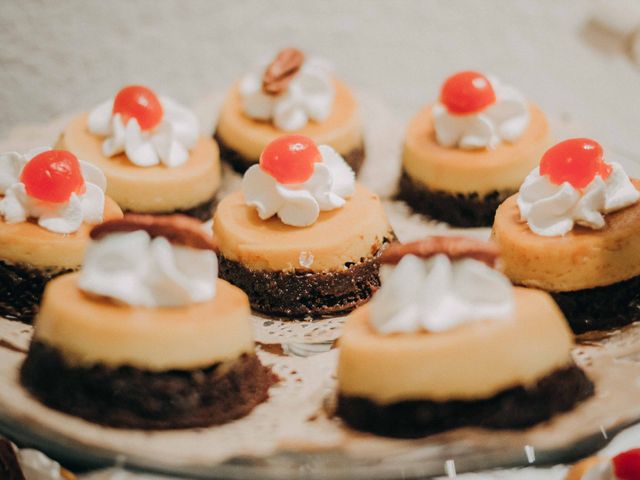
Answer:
top-left (1, 93), bottom-right (639, 479)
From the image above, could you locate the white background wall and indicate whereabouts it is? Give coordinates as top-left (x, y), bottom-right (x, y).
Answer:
top-left (1, 0), bottom-right (639, 157)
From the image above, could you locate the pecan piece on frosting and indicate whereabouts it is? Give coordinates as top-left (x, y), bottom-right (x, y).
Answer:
top-left (262, 47), bottom-right (305, 95)
top-left (379, 236), bottom-right (500, 268)
top-left (90, 214), bottom-right (217, 251)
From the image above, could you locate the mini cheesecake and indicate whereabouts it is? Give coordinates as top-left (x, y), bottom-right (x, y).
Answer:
top-left (565, 449), bottom-right (640, 480)
top-left (492, 139), bottom-right (640, 333)
top-left (0, 149), bottom-right (122, 323)
top-left (336, 237), bottom-right (593, 438)
top-left (214, 135), bottom-right (392, 318)
top-left (399, 71), bottom-right (550, 227)
top-left (215, 48), bottom-right (365, 174)
top-left (21, 215), bottom-right (276, 429)
top-left (58, 85), bottom-right (221, 221)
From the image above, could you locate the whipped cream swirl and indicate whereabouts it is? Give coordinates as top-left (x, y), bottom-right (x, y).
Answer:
top-left (371, 254), bottom-right (514, 334)
top-left (518, 162), bottom-right (639, 237)
top-left (0, 149), bottom-right (106, 234)
top-left (243, 145), bottom-right (355, 227)
top-left (583, 460), bottom-right (617, 480)
top-left (88, 96), bottom-right (199, 168)
top-left (240, 57), bottom-right (335, 131)
top-left (433, 76), bottom-right (530, 150)
top-left (79, 230), bottom-right (217, 307)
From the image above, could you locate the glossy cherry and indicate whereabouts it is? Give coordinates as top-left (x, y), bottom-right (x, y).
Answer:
top-left (20, 150), bottom-right (85, 203)
top-left (260, 134), bottom-right (322, 184)
top-left (540, 138), bottom-right (611, 189)
top-left (613, 448), bottom-right (640, 480)
top-left (440, 71), bottom-right (496, 115)
top-left (112, 85), bottom-right (163, 131)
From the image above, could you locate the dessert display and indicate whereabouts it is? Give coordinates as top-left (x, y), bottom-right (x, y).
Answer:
top-left (0, 148), bottom-right (122, 323)
top-left (336, 237), bottom-right (594, 438)
top-left (399, 70), bottom-right (550, 227)
top-left (20, 215), bottom-right (276, 429)
top-left (213, 134), bottom-right (392, 318)
top-left (214, 48), bottom-right (365, 174)
top-left (565, 448), bottom-right (640, 480)
top-left (492, 138), bottom-right (640, 333)
top-left (57, 85), bottom-right (221, 221)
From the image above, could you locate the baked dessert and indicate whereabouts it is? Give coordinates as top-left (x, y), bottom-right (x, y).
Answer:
top-left (21, 215), bottom-right (276, 429)
top-left (215, 47), bottom-right (365, 174)
top-left (399, 70), bottom-right (550, 227)
top-left (336, 237), bottom-right (593, 438)
top-left (0, 438), bottom-right (76, 480)
top-left (492, 138), bottom-right (640, 333)
top-left (57, 85), bottom-right (221, 221)
top-left (565, 448), bottom-right (640, 480)
top-left (0, 148), bottom-right (122, 323)
top-left (214, 134), bottom-right (392, 318)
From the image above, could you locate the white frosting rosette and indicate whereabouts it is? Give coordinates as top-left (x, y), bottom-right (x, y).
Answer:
top-left (242, 145), bottom-right (355, 227)
top-left (0, 148), bottom-right (106, 234)
top-left (240, 56), bottom-right (335, 131)
top-left (518, 162), bottom-right (639, 237)
top-left (370, 254), bottom-right (514, 334)
top-left (88, 95), bottom-right (199, 168)
top-left (78, 230), bottom-right (217, 308)
top-left (433, 75), bottom-right (530, 150)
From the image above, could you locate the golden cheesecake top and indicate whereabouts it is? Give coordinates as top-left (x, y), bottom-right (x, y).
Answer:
top-left (34, 274), bottom-right (255, 371)
top-left (0, 197), bottom-right (122, 269)
top-left (402, 103), bottom-right (550, 195)
top-left (337, 287), bottom-right (575, 404)
top-left (492, 180), bottom-right (640, 291)
top-left (216, 79), bottom-right (363, 161)
top-left (213, 184), bottom-right (392, 272)
top-left (57, 114), bottom-right (221, 212)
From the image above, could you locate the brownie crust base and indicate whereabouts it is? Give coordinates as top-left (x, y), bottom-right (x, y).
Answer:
top-left (218, 252), bottom-right (384, 319)
top-left (124, 195), bottom-right (217, 222)
top-left (549, 274), bottom-right (640, 334)
top-left (397, 170), bottom-right (514, 228)
top-left (336, 365), bottom-right (594, 438)
top-left (20, 341), bottom-right (277, 430)
top-left (214, 131), bottom-right (365, 175)
top-left (0, 261), bottom-right (73, 324)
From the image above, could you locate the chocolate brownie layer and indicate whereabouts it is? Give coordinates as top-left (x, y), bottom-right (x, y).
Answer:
top-left (397, 170), bottom-right (514, 228)
top-left (21, 341), bottom-right (277, 430)
top-left (0, 261), bottom-right (73, 324)
top-left (214, 131), bottom-right (365, 175)
top-left (0, 439), bottom-right (25, 480)
top-left (124, 195), bottom-right (217, 222)
top-left (336, 365), bottom-right (594, 438)
top-left (549, 274), bottom-right (640, 334)
top-left (218, 251), bottom-right (384, 319)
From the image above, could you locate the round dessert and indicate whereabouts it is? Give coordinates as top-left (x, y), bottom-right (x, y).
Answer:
top-left (57, 85), bottom-right (221, 221)
top-left (21, 215), bottom-right (276, 429)
top-left (399, 71), bottom-right (550, 227)
top-left (214, 48), bottom-right (365, 174)
top-left (565, 448), bottom-right (640, 480)
top-left (0, 148), bottom-right (122, 323)
top-left (336, 237), bottom-right (593, 438)
top-left (492, 138), bottom-right (640, 333)
top-left (214, 134), bottom-right (393, 318)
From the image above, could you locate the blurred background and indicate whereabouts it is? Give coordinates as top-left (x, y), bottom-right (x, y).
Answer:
top-left (1, 0), bottom-right (639, 156)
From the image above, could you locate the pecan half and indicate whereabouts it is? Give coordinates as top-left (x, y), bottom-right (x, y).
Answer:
top-left (379, 236), bottom-right (500, 268)
top-left (262, 48), bottom-right (305, 95)
top-left (90, 214), bottom-right (216, 251)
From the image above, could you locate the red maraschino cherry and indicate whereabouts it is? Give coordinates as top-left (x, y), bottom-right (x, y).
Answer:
top-left (260, 134), bottom-right (322, 184)
top-left (539, 138), bottom-right (612, 189)
top-left (613, 448), bottom-right (640, 480)
top-left (440, 71), bottom-right (496, 115)
top-left (20, 150), bottom-right (85, 203)
top-left (112, 85), bottom-right (164, 131)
